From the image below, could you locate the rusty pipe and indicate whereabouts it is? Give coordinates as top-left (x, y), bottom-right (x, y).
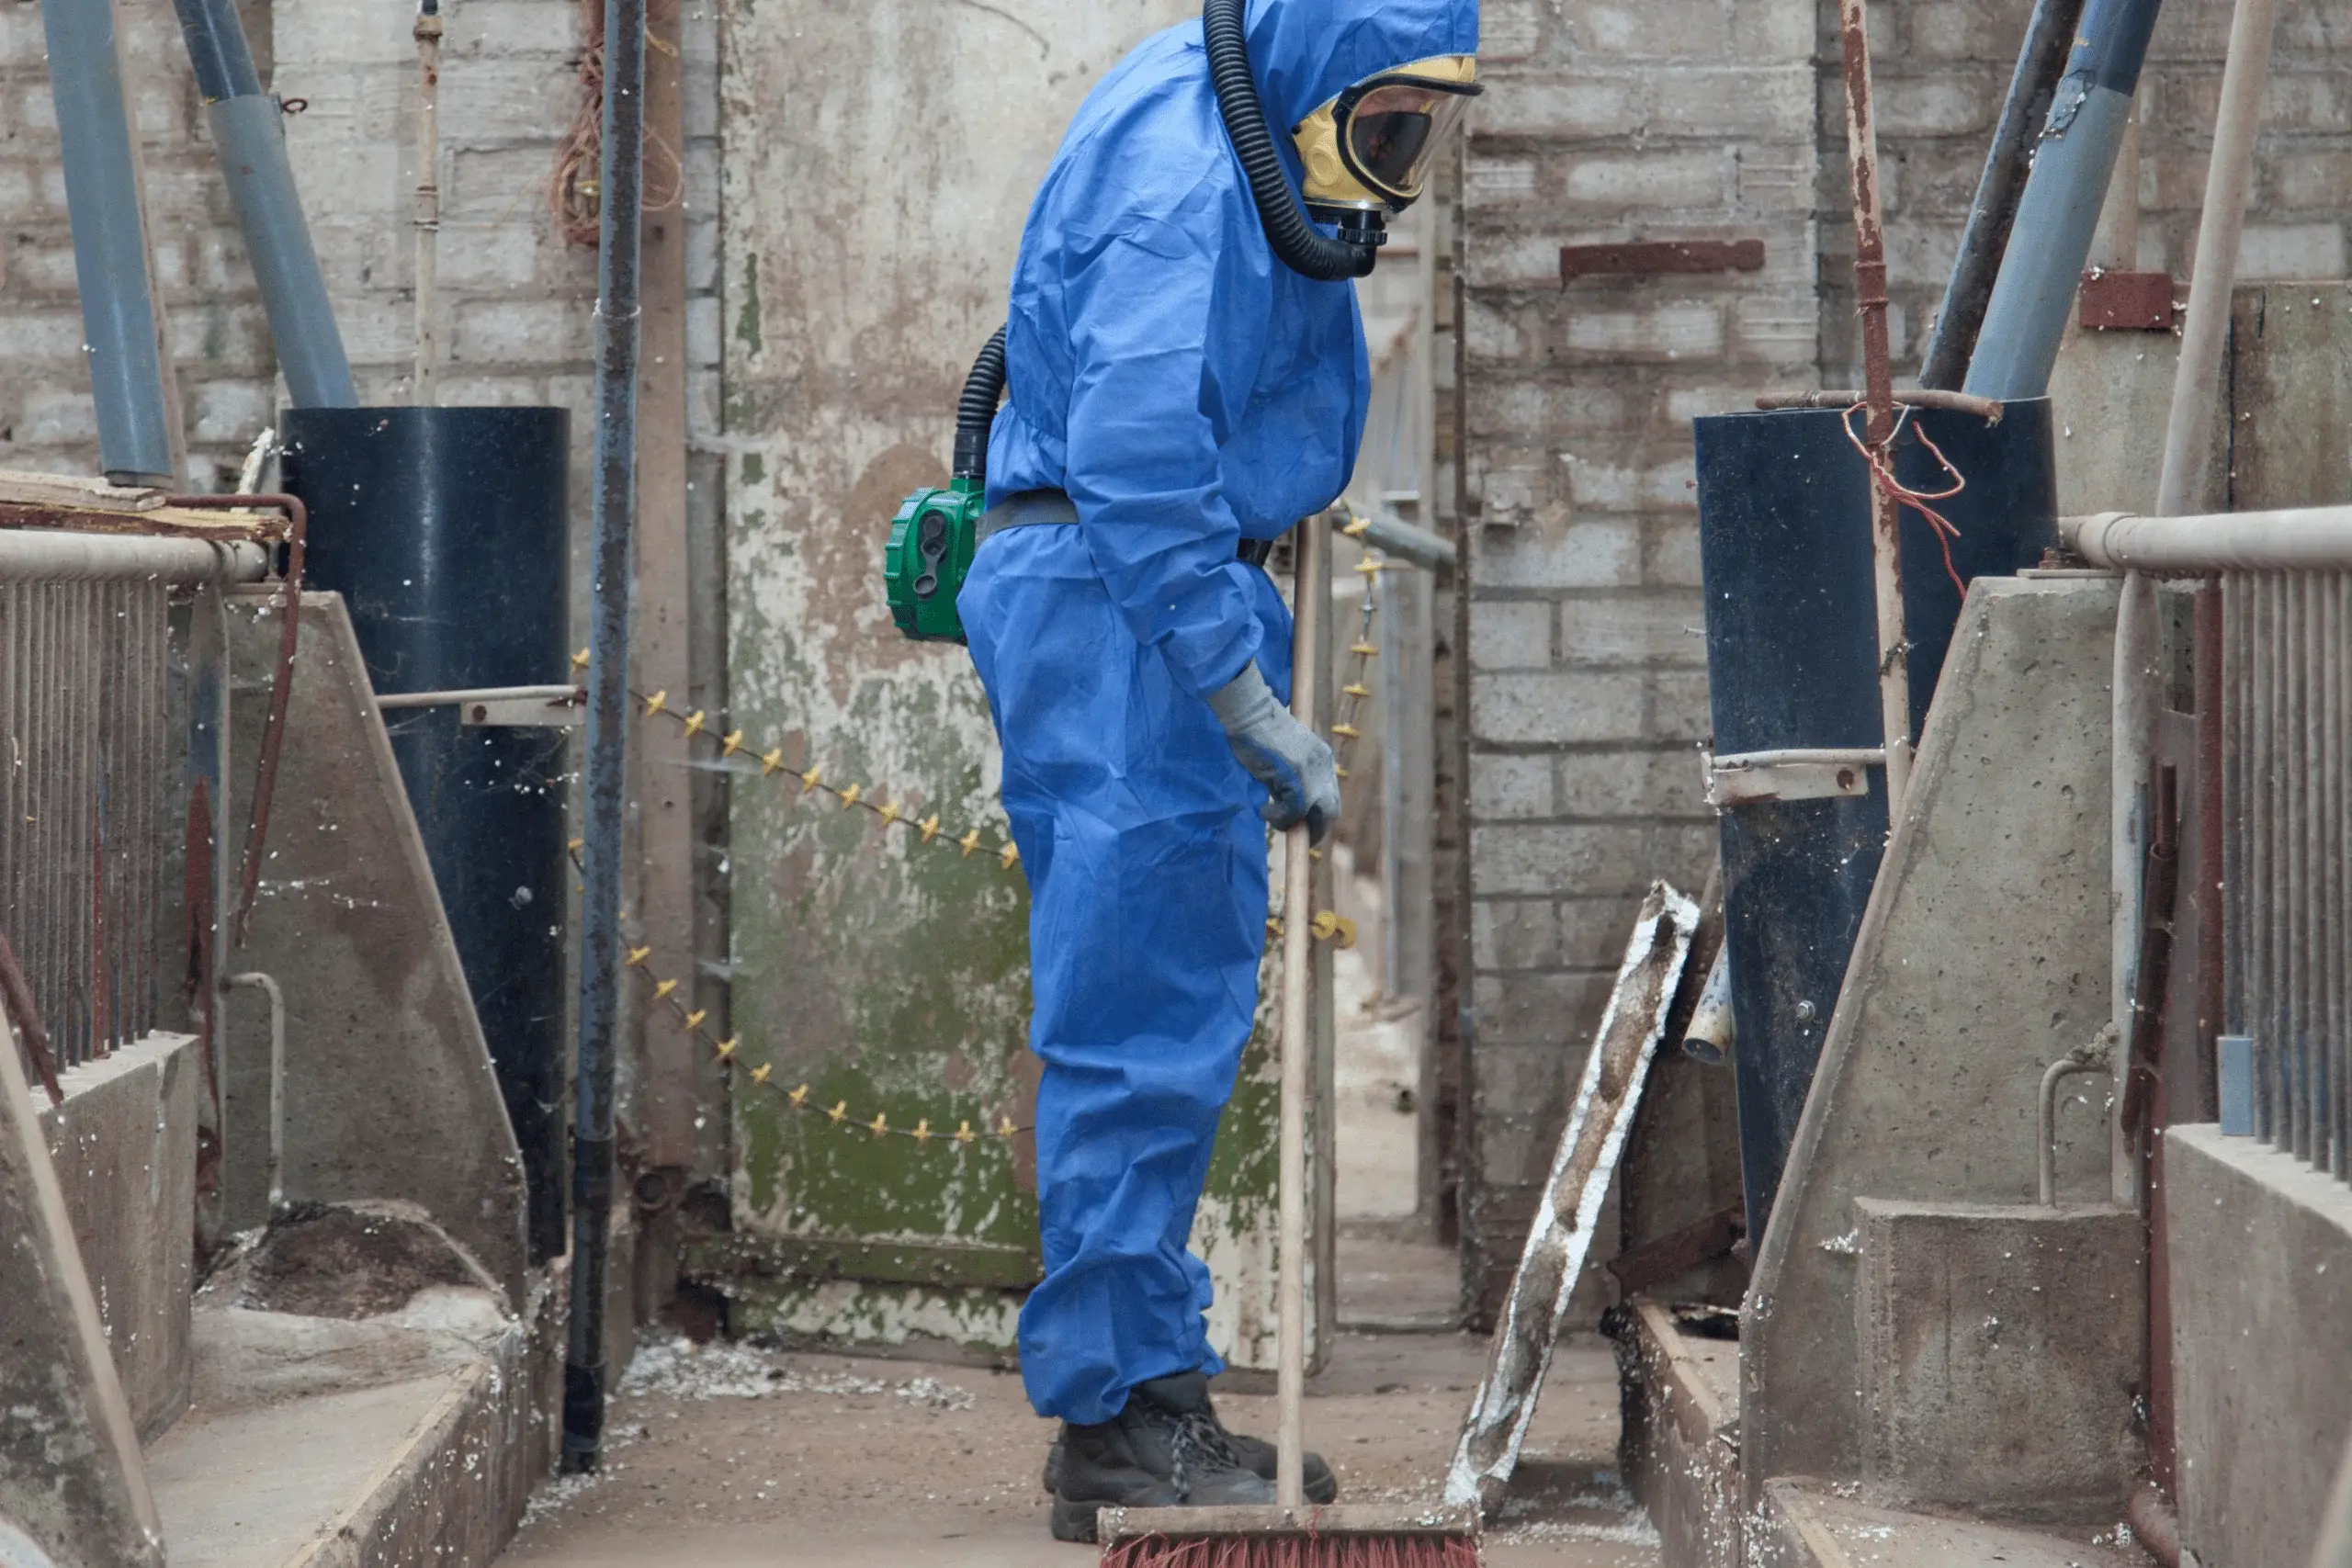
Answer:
top-left (0, 928), bottom-right (64, 1108)
top-left (162, 493), bottom-right (305, 949)
top-left (1756, 389), bottom-right (2004, 422)
top-left (1837, 0), bottom-right (1915, 819)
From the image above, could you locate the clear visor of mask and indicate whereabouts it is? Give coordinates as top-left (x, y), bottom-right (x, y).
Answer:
top-left (1341, 79), bottom-right (1476, 200)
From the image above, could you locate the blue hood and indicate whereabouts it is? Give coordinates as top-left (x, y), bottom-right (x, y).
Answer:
top-left (1245, 0), bottom-right (1480, 131)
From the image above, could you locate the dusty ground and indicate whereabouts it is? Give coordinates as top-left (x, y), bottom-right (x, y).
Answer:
top-left (499, 1329), bottom-right (1659, 1566)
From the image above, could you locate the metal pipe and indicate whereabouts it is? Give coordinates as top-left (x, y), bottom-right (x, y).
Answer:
top-left (1336, 505), bottom-right (1452, 575)
top-left (224, 972), bottom-right (285, 1213)
top-left (2154, 0), bottom-right (2279, 517)
top-left (414, 0), bottom-right (442, 403)
top-left (41, 0), bottom-right (180, 484)
top-left (1836, 0), bottom-right (1914, 818)
top-left (0, 533), bottom-right (266, 584)
top-left (1755, 389), bottom-right (2004, 421)
top-left (564, 0), bottom-right (647, 1477)
top-left (1683, 948), bottom-right (1735, 1066)
top-left (374, 682), bottom-right (582, 710)
top-left (1962, 0), bottom-right (2165, 401)
top-left (2040, 1026), bottom-right (2117, 1205)
top-left (1918, 0), bottom-right (2087, 389)
top-left (2065, 508), bottom-right (2352, 573)
top-left (2111, 571), bottom-right (2159, 1202)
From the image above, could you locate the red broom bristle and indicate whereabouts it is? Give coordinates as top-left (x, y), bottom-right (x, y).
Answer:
top-left (1101, 1534), bottom-right (1480, 1568)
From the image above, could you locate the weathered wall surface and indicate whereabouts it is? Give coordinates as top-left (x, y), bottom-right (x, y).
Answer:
top-left (1454, 0), bottom-right (1818, 1322)
top-left (715, 0), bottom-right (1305, 1361)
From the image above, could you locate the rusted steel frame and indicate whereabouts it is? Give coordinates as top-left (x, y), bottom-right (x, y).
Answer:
top-left (0, 928), bottom-right (64, 1107)
top-left (2120, 765), bottom-right (2181, 1143)
top-left (162, 493), bottom-right (306, 948)
top-left (1605, 1201), bottom-right (1745, 1298)
top-left (1560, 238), bottom-right (1764, 280)
top-left (1838, 0), bottom-right (1914, 818)
top-left (2195, 580), bottom-right (2223, 1123)
top-left (1756, 388), bottom-right (2003, 422)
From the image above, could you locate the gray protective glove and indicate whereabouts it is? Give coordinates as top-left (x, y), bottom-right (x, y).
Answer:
top-left (1206, 661), bottom-right (1340, 844)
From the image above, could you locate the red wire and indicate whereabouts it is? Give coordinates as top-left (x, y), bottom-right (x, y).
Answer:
top-left (1842, 402), bottom-right (1971, 598)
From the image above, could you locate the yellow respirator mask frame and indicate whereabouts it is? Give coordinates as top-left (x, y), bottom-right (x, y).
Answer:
top-left (1292, 53), bottom-right (1480, 219)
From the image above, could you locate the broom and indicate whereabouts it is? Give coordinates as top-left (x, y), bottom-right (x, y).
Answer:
top-left (1097, 516), bottom-right (1479, 1568)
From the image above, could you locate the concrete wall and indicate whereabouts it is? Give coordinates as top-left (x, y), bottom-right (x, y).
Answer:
top-left (39, 1035), bottom-right (198, 1442)
top-left (1739, 576), bottom-right (2118, 1502)
top-left (2168, 1124), bottom-right (2352, 1568)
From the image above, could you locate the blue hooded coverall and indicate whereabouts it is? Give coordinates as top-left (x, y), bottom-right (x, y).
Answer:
top-left (957, 0), bottom-right (1479, 1427)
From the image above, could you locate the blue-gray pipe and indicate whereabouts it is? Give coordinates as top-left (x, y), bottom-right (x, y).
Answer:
top-left (41, 0), bottom-right (176, 485)
top-left (563, 0), bottom-right (647, 1477)
top-left (172, 0), bottom-right (356, 409)
top-left (1962, 0), bottom-right (2165, 401)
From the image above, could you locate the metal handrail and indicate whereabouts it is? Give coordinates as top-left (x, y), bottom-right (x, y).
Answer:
top-left (0, 530), bottom-right (267, 583)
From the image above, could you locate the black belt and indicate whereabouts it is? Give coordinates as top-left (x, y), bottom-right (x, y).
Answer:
top-left (978, 489), bottom-right (1281, 566)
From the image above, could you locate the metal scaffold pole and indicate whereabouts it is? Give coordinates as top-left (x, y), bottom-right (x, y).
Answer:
top-left (563, 0), bottom-right (647, 1477)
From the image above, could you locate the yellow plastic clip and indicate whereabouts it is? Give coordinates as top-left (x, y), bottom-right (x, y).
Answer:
top-left (571, 648), bottom-right (591, 671)
top-left (625, 945), bottom-right (652, 967)
top-left (868, 1111), bottom-right (888, 1137)
top-left (1351, 642), bottom-right (1378, 657)
top-left (799, 765), bottom-right (823, 794)
top-left (838, 782), bottom-right (862, 809)
top-left (919, 815), bottom-right (942, 844)
top-left (1355, 558), bottom-right (1385, 577)
top-left (788, 1083), bottom-right (809, 1107)
top-left (761, 747), bottom-right (786, 774)
top-left (1336, 765), bottom-right (1351, 781)
top-left (643, 690), bottom-right (669, 716)
top-left (682, 1009), bottom-right (707, 1031)
top-left (958, 828), bottom-right (981, 856)
top-left (653, 977), bottom-right (679, 1001)
top-left (1343, 683), bottom-right (1372, 699)
top-left (1340, 513), bottom-right (1372, 537)
top-left (999, 840), bottom-right (1020, 870)
top-left (828, 1100), bottom-right (849, 1123)
top-left (912, 1119), bottom-right (932, 1143)
top-left (683, 709), bottom-right (707, 738)
top-left (878, 801), bottom-right (903, 827)
top-left (1309, 910), bottom-right (1360, 950)
top-left (568, 836), bottom-right (584, 853)
top-left (714, 1037), bottom-right (739, 1061)
top-left (1331, 723), bottom-right (1362, 739)
top-left (954, 1121), bottom-right (977, 1145)
top-left (750, 1062), bottom-right (772, 1085)
top-left (997, 1116), bottom-right (1019, 1139)
top-left (721, 729), bottom-right (746, 757)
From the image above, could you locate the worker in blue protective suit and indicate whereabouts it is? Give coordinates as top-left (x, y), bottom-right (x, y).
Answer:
top-left (956, 0), bottom-right (1478, 1543)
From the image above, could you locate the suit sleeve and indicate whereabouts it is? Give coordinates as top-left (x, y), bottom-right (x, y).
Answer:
top-left (1061, 214), bottom-right (1272, 699)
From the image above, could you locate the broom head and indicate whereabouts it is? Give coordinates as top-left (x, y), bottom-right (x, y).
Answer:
top-left (1098, 1503), bottom-right (1480, 1568)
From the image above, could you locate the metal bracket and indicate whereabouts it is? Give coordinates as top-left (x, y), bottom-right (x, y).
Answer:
top-left (1705, 747), bottom-right (1883, 809)
top-left (375, 683), bottom-right (584, 728)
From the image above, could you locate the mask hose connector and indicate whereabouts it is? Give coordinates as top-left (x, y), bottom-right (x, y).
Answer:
top-left (953, 325), bottom-right (1008, 484)
top-left (1202, 0), bottom-right (1378, 282)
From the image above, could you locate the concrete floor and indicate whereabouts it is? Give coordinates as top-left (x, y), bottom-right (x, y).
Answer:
top-left (499, 1329), bottom-right (1657, 1566)
top-left (499, 858), bottom-right (1649, 1565)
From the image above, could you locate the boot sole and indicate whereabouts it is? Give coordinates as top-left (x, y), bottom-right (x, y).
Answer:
top-left (1049, 1495), bottom-right (1101, 1544)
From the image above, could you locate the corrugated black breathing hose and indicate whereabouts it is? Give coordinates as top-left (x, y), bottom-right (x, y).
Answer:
top-left (1202, 0), bottom-right (1374, 282)
top-left (952, 325), bottom-right (1008, 483)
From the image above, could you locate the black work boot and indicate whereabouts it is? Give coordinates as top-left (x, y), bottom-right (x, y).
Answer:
top-left (1047, 1371), bottom-right (1277, 1542)
top-left (1045, 1371), bottom-right (1337, 1539)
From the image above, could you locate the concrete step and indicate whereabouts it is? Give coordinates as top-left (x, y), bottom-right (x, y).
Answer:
top-left (142, 1212), bottom-right (562, 1568)
top-left (1760, 1479), bottom-right (2151, 1568)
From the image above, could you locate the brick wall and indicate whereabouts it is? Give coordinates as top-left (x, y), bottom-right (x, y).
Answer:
top-left (1453, 0), bottom-right (2352, 1319)
top-left (1454, 0), bottom-right (1820, 1320)
top-left (0, 0), bottom-right (273, 485)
